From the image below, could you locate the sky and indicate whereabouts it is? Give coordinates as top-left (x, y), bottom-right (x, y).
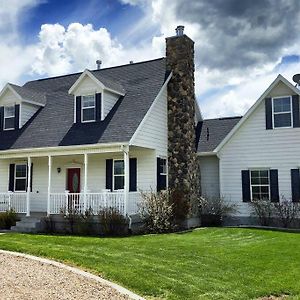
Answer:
top-left (1, 0), bottom-right (300, 118)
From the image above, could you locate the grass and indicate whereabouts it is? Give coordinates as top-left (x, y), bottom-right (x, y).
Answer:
top-left (0, 228), bottom-right (299, 299)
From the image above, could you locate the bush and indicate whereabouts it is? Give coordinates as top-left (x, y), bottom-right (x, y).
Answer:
top-left (41, 215), bottom-right (56, 234)
top-left (78, 207), bottom-right (94, 235)
top-left (250, 199), bottom-right (274, 226)
top-left (199, 196), bottom-right (237, 226)
top-left (139, 189), bottom-right (175, 233)
top-left (274, 198), bottom-right (300, 228)
top-left (61, 207), bottom-right (80, 234)
top-left (0, 210), bottom-right (18, 229)
top-left (98, 208), bottom-right (128, 236)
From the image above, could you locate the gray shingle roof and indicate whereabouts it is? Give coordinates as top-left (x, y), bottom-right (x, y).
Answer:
top-left (8, 83), bottom-right (46, 106)
top-left (91, 72), bottom-right (126, 95)
top-left (197, 116), bottom-right (242, 153)
top-left (0, 58), bottom-right (167, 150)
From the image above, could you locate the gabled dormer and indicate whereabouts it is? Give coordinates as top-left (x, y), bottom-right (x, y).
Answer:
top-left (68, 69), bottom-right (125, 124)
top-left (0, 83), bottom-right (46, 131)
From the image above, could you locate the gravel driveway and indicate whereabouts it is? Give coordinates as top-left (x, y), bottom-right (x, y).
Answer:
top-left (0, 253), bottom-right (130, 300)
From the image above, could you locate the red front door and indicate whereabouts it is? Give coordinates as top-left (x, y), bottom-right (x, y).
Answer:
top-left (67, 168), bottom-right (81, 193)
top-left (67, 168), bottom-right (81, 211)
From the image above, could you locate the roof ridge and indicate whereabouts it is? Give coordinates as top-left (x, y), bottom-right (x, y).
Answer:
top-left (24, 57), bottom-right (166, 84)
top-left (203, 116), bottom-right (242, 121)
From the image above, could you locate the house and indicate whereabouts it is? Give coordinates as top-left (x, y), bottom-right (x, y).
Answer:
top-left (198, 74), bottom-right (300, 224)
top-left (0, 26), bottom-right (201, 229)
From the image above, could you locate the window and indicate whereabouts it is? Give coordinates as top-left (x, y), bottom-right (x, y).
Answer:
top-left (4, 106), bottom-right (15, 130)
top-left (159, 158), bottom-right (167, 190)
top-left (15, 164), bottom-right (27, 192)
top-left (113, 160), bottom-right (124, 190)
top-left (250, 170), bottom-right (270, 200)
top-left (272, 96), bottom-right (292, 128)
top-left (81, 95), bottom-right (95, 122)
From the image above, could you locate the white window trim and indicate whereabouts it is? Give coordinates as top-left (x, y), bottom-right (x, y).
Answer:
top-left (14, 163), bottom-right (27, 193)
top-left (250, 169), bottom-right (270, 201)
top-left (113, 159), bottom-right (125, 191)
top-left (272, 95), bottom-right (293, 129)
top-left (4, 105), bottom-right (15, 131)
top-left (81, 94), bottom-right (96, 123)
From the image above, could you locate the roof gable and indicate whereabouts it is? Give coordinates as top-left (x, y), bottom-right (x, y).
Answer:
top-left (68, 69), bottom-right (125, 96)
top-left (215, 74), bottom-right (300, 153)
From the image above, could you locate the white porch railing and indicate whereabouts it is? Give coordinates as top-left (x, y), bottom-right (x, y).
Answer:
top-left (0, 192), bottom-right (27, 213)
top-left (49, 191), bottom-right (142, 216)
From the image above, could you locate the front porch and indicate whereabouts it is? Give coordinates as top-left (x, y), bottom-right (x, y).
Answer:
top-left (0, 145), bottom-right (155, 217)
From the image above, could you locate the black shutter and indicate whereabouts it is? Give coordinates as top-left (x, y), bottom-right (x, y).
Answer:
top-left (291, 169), bottom-right (300, 202)
top-left (292, 95), bottom-right (300, 128)
top-left (129, 158), bottom-right (137, 192)
top-left (265, 97), bottom-right (273, 130)
top-left (157, 157), bottom-right (161, 192)
top-left (106, 159), bottom-right (113, 191)
top-left (75, 96), bottom-right (81, 123)
top-left (241, 170), bottom-right (251, 202)
top-left (0, 107), bottom-right (4, 131)
top-left (14, 104), bottom-right (20, 129)
top-left (95, 93), bottom-right (102, 121)
top-left (8, 164), bottom-right (15, 192)
top-left (270, 169), bottom-right (279, 202)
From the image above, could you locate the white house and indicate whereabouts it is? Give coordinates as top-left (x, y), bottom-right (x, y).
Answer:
top-left (0, 26), bottom-right (202, 230)
top-left (198, 74), bottom-right (300, 223)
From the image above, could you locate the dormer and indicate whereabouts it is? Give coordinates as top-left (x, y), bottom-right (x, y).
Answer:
top-left (0, 83), bottom-right (46, 131)
top-left (68, 69), bottom-right (125, 124)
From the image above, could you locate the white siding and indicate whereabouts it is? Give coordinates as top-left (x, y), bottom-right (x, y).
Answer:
top-left (130, 84), bottom-right (167, 157)
top-left (74, 76), bottom-right (102, 96)
top-left (219, 82), bottom-right (300, 216)
top-left (103, 90), bottom-right (119, 119)
top-left (20, 103), bottom-right (39, 127)
top-left (199, 156), bottom-right (219, 198)
top-left (0, 89), bottom-right (20, 106)
top-left (0, 148), bottom-right (156, 212)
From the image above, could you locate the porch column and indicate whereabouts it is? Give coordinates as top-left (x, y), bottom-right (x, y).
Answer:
top-left (26, 157), bottom-right (31, 217)
top-left (123, 147), bottom-right (129, 215)
top-left (83, 153), bottom-right (88, 211)
top-left (47, 156), bottom-right (52, 216)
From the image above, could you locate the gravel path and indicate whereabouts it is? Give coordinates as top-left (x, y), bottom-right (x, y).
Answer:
top-left (0, 253), bottom-right (130, 300)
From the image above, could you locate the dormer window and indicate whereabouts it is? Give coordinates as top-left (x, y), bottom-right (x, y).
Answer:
top-left (272, 96), bottom-right (292, 128)
top-left (4, 106), bottom-right (15, 130)
top-left (81, 95), bottom-right (96, 123)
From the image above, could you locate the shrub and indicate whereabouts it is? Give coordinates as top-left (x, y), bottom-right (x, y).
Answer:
top-left (61, 207), bottom-right (80, 234)
top-left (41, 215), bottom-right (56, 234)
top-left (199, 196), bottom-right (237, 226)
top-left (78, 207), bottom-right (94, 235)
top-left (0, 210), bottom-right (18, 229)
top-left (98, 208), bottom-right (128, 236)
top-left (250, 199), bottom-right (274, 226)
top-left (273, 197), bottom-right (300, 228)
top-left (139, 189), bottom-right (175, 233)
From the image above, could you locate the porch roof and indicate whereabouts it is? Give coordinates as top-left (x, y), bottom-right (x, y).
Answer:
top-left (0, 58), bottom-right (167, 151)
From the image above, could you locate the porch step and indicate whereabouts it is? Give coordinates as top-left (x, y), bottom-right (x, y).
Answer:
top-left (11, 217), bottom-right (42, 233)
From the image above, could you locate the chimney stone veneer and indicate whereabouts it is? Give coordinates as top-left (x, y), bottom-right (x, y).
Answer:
top-left (166, 33), bottom-right (200, 209)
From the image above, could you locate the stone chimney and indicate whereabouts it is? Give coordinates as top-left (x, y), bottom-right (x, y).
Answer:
top-left (166, 26), bottom-right (200, 211)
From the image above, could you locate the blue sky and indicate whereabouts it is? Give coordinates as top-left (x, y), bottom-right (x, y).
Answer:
top-left (1, 0), bottom-right (300, 118)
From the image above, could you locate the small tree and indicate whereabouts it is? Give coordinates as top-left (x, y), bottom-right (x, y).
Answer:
top-left (274, 197), bottom-right (300, 228)
top-left (199, 196), bottom-right (237, 226)
top-left (250, 199), bottom-right (274, 226)
top-left (139, 189), bottom-right (175, 233)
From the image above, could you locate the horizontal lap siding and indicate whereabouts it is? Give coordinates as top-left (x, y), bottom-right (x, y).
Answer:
top-left (21, 103), bottom-right (39, 127)
top-left (199, 156), bottom-right (220, 198)
top-left (103, 91), bottom-right (119, 119)
top-left (130, 86), bottom-right (167, 157)
top-left (219, 83), bottom-right (300, 216)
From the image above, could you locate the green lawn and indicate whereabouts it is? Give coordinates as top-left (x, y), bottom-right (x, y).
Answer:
top-left (0, 229), bottom-right (299, 300)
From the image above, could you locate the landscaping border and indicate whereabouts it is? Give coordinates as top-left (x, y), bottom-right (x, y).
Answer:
top-left (0, 249), bottom-right (144, 300)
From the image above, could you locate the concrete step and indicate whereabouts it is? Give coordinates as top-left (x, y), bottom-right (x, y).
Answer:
top-left (11, 217), bottom-right (42, 233)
